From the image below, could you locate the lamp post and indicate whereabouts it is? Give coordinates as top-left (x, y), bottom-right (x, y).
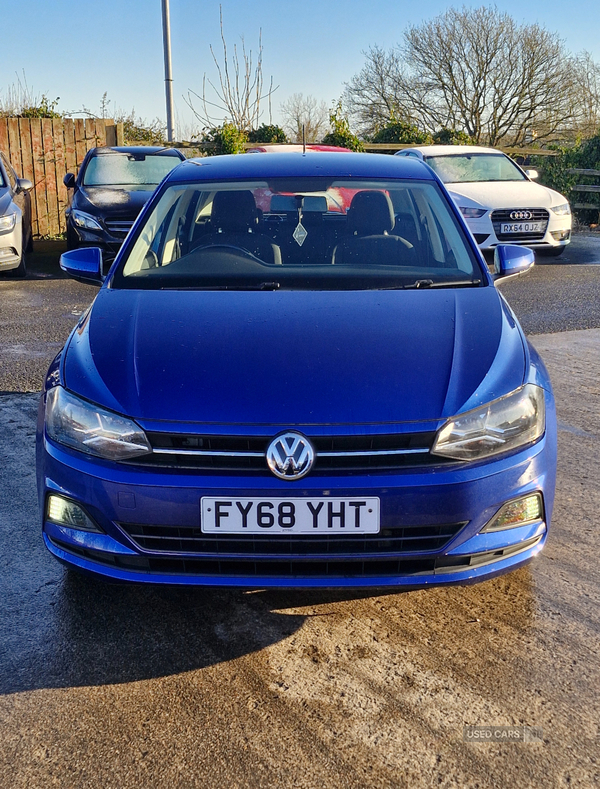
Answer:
top-left (161, 0), bottom-right (175, 142)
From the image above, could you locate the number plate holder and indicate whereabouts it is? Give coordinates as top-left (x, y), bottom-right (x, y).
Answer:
top-left (500, 222), bottom-right (543, 234)
top-left (201, 497), bottom-right (380, 534)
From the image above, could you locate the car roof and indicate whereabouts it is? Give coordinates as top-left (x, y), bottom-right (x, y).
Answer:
top-left (90, 146), bottom-right (185, 158)
top-left (247, 144), bottom-right (352, 154)
top-left (164, 151), bottom-right (436, 183)
top-left (402, 145), bottom-right (505, 157)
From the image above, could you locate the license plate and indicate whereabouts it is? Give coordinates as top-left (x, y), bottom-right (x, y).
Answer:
top-left (201, 497), bottom-right (380, 534)
top-left (501, 222), bottom-right (543, 233)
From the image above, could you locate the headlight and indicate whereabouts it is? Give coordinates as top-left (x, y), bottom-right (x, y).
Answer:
top-left (45, 386), bottom-right (151, 461)
top-left (432, 384), bottom-right (545, 461)
top-left (551, 203), bottom-right (571, 216)
top-left (71, 210), bottom-right (103, 231)
top-left (0, 212), bottom-right (17, 234)
top-left (459, 207), bottom-right (487, 218)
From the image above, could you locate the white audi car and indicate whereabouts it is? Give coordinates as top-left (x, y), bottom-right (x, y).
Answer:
top-left (395, 145), bottom-right (571, 256)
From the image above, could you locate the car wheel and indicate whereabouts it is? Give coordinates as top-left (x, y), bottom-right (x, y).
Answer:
top-left (66, 225), bottom-right (78, 251)
top-left (10, 254), bottom-right (27, 278)
top-left (537, 246), bottom-right (565, 257)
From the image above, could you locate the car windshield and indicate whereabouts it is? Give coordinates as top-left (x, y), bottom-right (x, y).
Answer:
top-left (112, 177), bottom-right (483, 291)
top-left (82, 152), bottom-right (181, 188)
top-left (425, 154), bottom-right (526, 184)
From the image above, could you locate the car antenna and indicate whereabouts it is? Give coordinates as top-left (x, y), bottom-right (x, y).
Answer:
top-left (302, 124), bottom-right (306, 155)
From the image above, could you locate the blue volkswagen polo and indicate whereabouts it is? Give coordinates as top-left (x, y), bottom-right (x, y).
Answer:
top-left (37, 152), bottom-right (556, 587)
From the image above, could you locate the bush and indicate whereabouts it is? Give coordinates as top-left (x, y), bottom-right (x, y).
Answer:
top-left (321, 103), bottom-right (365, 151)
top-left (117, 112), bottom-right (166, 145)
top-left (530, 133), bottom-right (600, 224)
top-left (578, 133), bottom-right (600, 169)
top-left (432, 127), bottom-right (473, 145)
top-left (202, 123), bottom-right (248, 156)
top-left (14, 94), bottom-right (61, 119)
top-left (371, 121), bottom-right (432, 144)
top-left (247, 124), bottom-right (288, 143)
top-left (530, 145), bottom-right (581, 198)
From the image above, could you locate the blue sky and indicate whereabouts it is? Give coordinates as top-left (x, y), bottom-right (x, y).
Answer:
top-left (2, 1), bottom-right (596, 137)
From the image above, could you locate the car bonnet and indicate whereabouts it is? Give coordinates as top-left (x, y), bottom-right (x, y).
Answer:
top-left (446, 181), bottom-right (563, 210)
top-left (62, 287), bottom-right (526, 426)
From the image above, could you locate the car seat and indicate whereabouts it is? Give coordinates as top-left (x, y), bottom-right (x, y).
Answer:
top-left (196, 190), bottom-right (281, 265)
top-left (332, 191), bottom-right (415, 266)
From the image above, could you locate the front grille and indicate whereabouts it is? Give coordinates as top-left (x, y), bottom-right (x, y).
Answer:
top-left (491, 208), bottom-right (549, 241)
top-left (119, 521), bottom-right (465, 557)
top-left (134, 431), bottom-right (447, 474)
top-left (51, 539), bottom-right (439, 577)
top-left (50, 533), bottom-right (541, 579)
top-left (105, 217), bottom-right (136, 236)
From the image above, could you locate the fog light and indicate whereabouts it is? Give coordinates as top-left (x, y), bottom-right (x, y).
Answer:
top-left (481, 493), bottom-right (543, 532)
top-left (550, 230), bottom-right (571, 241)
top-left (47, 495), bottom-right (102, 533)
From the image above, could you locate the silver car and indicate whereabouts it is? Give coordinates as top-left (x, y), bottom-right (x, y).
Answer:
top-left (0, 152), bottom-right (33, 277)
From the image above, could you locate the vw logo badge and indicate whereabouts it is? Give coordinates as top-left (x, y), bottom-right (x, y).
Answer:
top-left (266, 432), bottom-right (315, 480)
top-left (510, 210), bottom-right (533, 220)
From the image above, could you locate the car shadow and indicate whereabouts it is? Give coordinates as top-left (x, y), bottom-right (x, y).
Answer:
top-left (0, 565), bottom-right (399, 695)
top-left (0, 239), bottom-right (70, 281)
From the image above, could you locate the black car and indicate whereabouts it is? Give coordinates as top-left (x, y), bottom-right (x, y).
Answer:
top-left (64, 146), bottom-right (185, 263)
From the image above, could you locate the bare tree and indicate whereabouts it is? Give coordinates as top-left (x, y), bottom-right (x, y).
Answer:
top-left (344, 6), bottom-right (600, 146)
top-left (571, 51), bottom-right (600, 139)
top-left (342, 46), bottom-right (414, 138)
top-left (280, 93), bottom-right (330, 142)
top-left (185, 5), bottom-right (277, 133)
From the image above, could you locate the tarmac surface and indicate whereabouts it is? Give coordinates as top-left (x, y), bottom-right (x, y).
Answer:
top-left (0, 238), bottom-right (599, 788)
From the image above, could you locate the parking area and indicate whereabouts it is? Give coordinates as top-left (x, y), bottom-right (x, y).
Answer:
top-left (0, 237), bottom-right (599, 788)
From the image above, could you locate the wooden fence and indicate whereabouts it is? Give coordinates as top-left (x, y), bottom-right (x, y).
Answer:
top-left (567, 168), bottom-right (600, 221)
top-left (0, 118), bottom-right (123, 237)
top-left (0, 118), bottom-right (562, 238)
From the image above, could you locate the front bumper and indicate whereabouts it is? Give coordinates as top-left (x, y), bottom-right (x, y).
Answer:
top-left (38, 418), bottom-right (556, 588)
top-left (66, 218), bottom-right (126, 263)
top-left (0, 215), bottom-right (22, 271)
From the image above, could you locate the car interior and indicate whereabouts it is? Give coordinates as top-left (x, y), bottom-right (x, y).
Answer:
top-left (119, 179), bottom-right (481, 289)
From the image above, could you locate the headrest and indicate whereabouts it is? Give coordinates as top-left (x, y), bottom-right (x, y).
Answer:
top-left (269, 195), bottom-right (328, 213)
top-left (270, 194), bottom-right (297, 212)
top-left (347, 191), bottom-right (395, 235)
top-left (211, 190), bottom-right (259, 232)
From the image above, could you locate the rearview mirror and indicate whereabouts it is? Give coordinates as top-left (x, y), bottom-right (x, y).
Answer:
top-left (494, 245), bottom-right (535, 283)
top-left (16, 178), bottom-right (33, 193)
top-left (60, 247), bottom-right (104, 285)
top-left (525, 169), bottom-right (539, 180)
top-left (63, 172), bottom-right (76, 189)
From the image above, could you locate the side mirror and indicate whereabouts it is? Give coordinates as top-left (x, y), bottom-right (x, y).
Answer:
top-left (494, 244), bottom-right (535, 283)
top-left (16, 178), bottom-right (33, 193)
top-left (525, 169), bottom-right (539, 180)
top-left (63, 173), bottom-right (76, 189)
top-left (60, 247), bottom-right (104, 286)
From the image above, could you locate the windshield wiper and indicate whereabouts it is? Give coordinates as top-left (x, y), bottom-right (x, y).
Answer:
top-left (381, 279), bottom-right (482, 290)
top-left (178, 282), bottom-right (281, 291)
